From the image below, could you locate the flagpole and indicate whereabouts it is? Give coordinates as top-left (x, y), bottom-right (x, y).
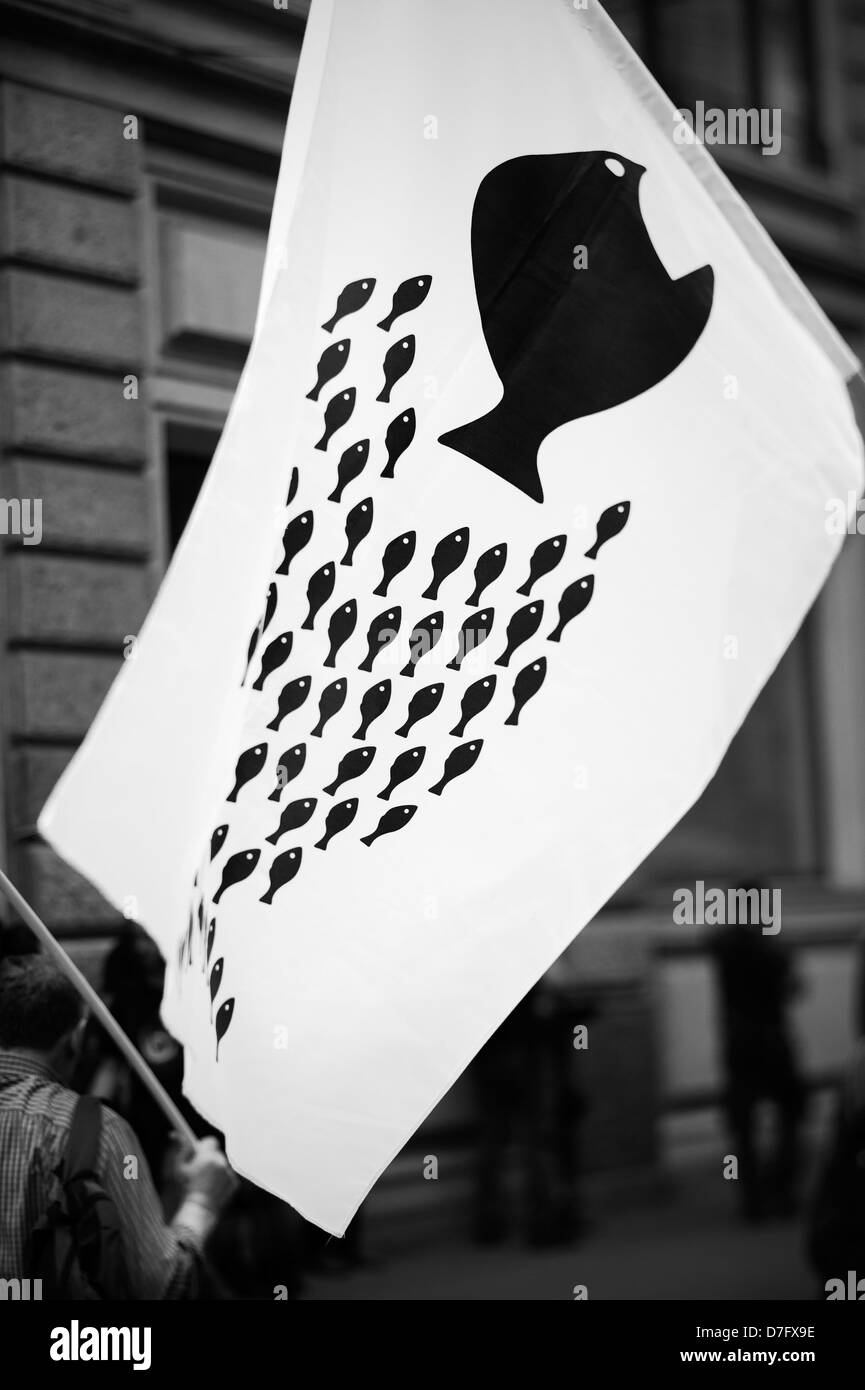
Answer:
top-left (0, 867), bottom-right (198, 1152)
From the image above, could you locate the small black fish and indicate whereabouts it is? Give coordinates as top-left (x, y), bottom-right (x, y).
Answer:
top-left (446, 608), bottom-right (494, 671)
top-left (314, 798), bottom-right (358, 851)
top-left (306, 339), bottom-right (350, 401)
top-left (311, 677), bottom-right (348, 737)
top-left (266, 674), bottom-right (311, 731)
top-left (353, 679), bottom-right (391, 739)
top-left (358, 606), bottom-right (401, 673)
top-left (260, 847), bottom-right (303, 904)
top-left (323, 745), bottom-right (376, 797)
top-left (213, 848), bottom-right (260, 904)
top-left (378, 747), bottom-right (425, 800)
top-left (586, 500), bottom-right (630, 559)
top-left (253, 631), bottom-right (293, 691)
top-left (361, 804), bottom-right (417, 847)
top-left (324, 598), bottom-right (358, 667)
top-left (467, 542), bottom-right (507, 606)
top-left (376, 335), bottom-right (415, 403)
top-left (268, 743), bottom-right (307, 802)
top-left (262, 583), bottom-right (278, 634)
top-left (210, 824), bottom-right (228, 859)
top-left (450, 674), bottom-right (497, 737)
top-left (266, 796), bottom-right (317, 846)
top-left (316, 387), bottom-right (356, 451)
top-left (227, 743), bottom-right (268, 802)
top-left (430, 739), bottom-right (483, 795)
top-left (302, 561), bottom-right (335, 630)
top-left (206, 918), bottom-right (216, 965)
top-left (341, 497), bottom-right (373, 566)
top-left (495, 599), bottom-right (544, 667)
top-left (277, 510), bottom-right (313, 576)
top-left (286, 468), bottom-right (299, 506)
top-left (322, 277), bottom-right (375, 333)
top-left (377, 275), bottom-right (432, 332)
top-left (517, 535), bottom-right (567, 596)
top-left (328, 438), bottom-right (369, 503)
top-left (382, 408), bottom-right (416, 479)
top-left (400, 610), bottom-right (443, 678)
top-left (506, 656), bottom-right (547, 726)
top-left (395, 682), bottom-right (444, 736)
top-left (209, 957), bottom-right (224, 1007)
top-left (423, 527), bottom-right (470, 599)
top-left (549, 574), bottom-right (595, 642)
top-left (215, 997), bottom-right (235, 1060)
top-left (242, 622), bottom-right (260, 685)
top-left (374, 530), bottom-right (416, 596)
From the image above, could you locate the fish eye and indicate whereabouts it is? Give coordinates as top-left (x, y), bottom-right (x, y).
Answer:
top-left (338, 344), bottom-right (345, 351)
top-left (402, 341), bottom-right (409, 349)
top-left (553, 540), bottom-right (561, 547)
top-left (304, 801), bottom-right (310, 807)
top-left (534, 663), bottom-right (541, 671)
top-left (403, 414), bottom-right (410, 423)
top-left (362, 281), bottom-right (368, 289)
top-left (455, 534), bottom-right (461, 541)
top-left (403, 537), bottom-right (409, 544)
top-left (605, 157), bottom-right (625, 177)
top-left (413, 751), bottom-right (419, 757)
top-left (404, 808), bottom-right (410, 815)
top-left (530, 606), bottom-right (537, 613)
top-left (289, 852), bottom-right (296, 859)
top-left (618, 504), bottom-right (625, 512)
top-left (417, 279), bottom-right (424, 286)
top-left (581, 580), bottom-right (588, 588)
top-left (344, 392), bottom-right (350, 399)
top-left (246, 853), bottom-right (254, 860)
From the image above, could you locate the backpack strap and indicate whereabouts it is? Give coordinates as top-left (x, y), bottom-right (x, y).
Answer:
top-left (63, 1095), bottom-right (104, 1179)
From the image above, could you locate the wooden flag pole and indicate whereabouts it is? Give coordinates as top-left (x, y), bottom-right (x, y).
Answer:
top-left (0, 867), bottom-right (198, 1153)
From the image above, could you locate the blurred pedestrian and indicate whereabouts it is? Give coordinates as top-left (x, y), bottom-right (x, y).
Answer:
top-left (0, 951), bottom-right (237, 1298)
top-left (709, 886), bottom-right (806, 1221)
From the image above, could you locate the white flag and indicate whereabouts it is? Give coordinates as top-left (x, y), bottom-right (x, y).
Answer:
top-left (39, 0), bottom-right (863, 1235)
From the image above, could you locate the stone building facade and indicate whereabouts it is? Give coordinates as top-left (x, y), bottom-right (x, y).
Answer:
top-left (1, 0), bottom-right (865, 1224)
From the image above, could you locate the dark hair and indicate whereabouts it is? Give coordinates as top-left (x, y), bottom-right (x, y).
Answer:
top-left (0, 954), bottom-right (83, 1050)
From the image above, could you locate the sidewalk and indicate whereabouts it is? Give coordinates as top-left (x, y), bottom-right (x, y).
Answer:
top-left (303, 1165), bottom-right (819, 1301)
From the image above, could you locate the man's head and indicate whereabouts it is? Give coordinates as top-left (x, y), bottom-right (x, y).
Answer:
top-left (0, 954), bottom-right (85, 1080)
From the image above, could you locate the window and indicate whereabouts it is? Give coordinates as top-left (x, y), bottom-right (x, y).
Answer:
top-left (604, 0), bottom-right (830, 168)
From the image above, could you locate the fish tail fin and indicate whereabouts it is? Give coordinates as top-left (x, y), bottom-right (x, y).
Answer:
top-left (360, 832), bottom-right (375, 847)
top-left (584, 540), bottom-right (600, 561)
top-left (504, 710), bottom-right (519, 727)
top-left (306, 386), bottom-right (319, 402)
top-left (439, 405), bottom-right (544, 504)
top-left (375, 386), bottom-right (390, 403)
top-left (314, 837), bottom-right (328, 851)
top-left (380, 462), bottom-right (395, 479)
top-left (547, 626), bottom-right (562, 643)
top-left (226, 789), bottom-right (237, 803)
top-left (259, 890), bottom-right (273, 905)
top-left (315, 432), bottom-right (329, 452)
top-left (372, 582), bottom-right (387, 597)
top-left (377, 314), bottom-right (393, 332)
top-left (515, 581), bottom-right (531, 597)
top-left (266, 717), bottom-right (280, 731)
top-left (321, 316), bottom-right (336, 334)
top-left (429, 781), bottom-right (444, 797)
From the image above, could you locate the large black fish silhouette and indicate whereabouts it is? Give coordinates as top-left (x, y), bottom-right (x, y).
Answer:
top-left (302, 562), bottom-right (336, 631)
top-left (316, 387), bottom-right (356, 451)
top-left (353, 679), bottom-right (391, 740)
top-left (439, 151), bottom-right (714, 501)
top-left (325, 599), bottom-right (358, 667)
top-left (374, 530), bottom-right (416, 596)
top-left (586, 500), bottom-right (630, 558)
